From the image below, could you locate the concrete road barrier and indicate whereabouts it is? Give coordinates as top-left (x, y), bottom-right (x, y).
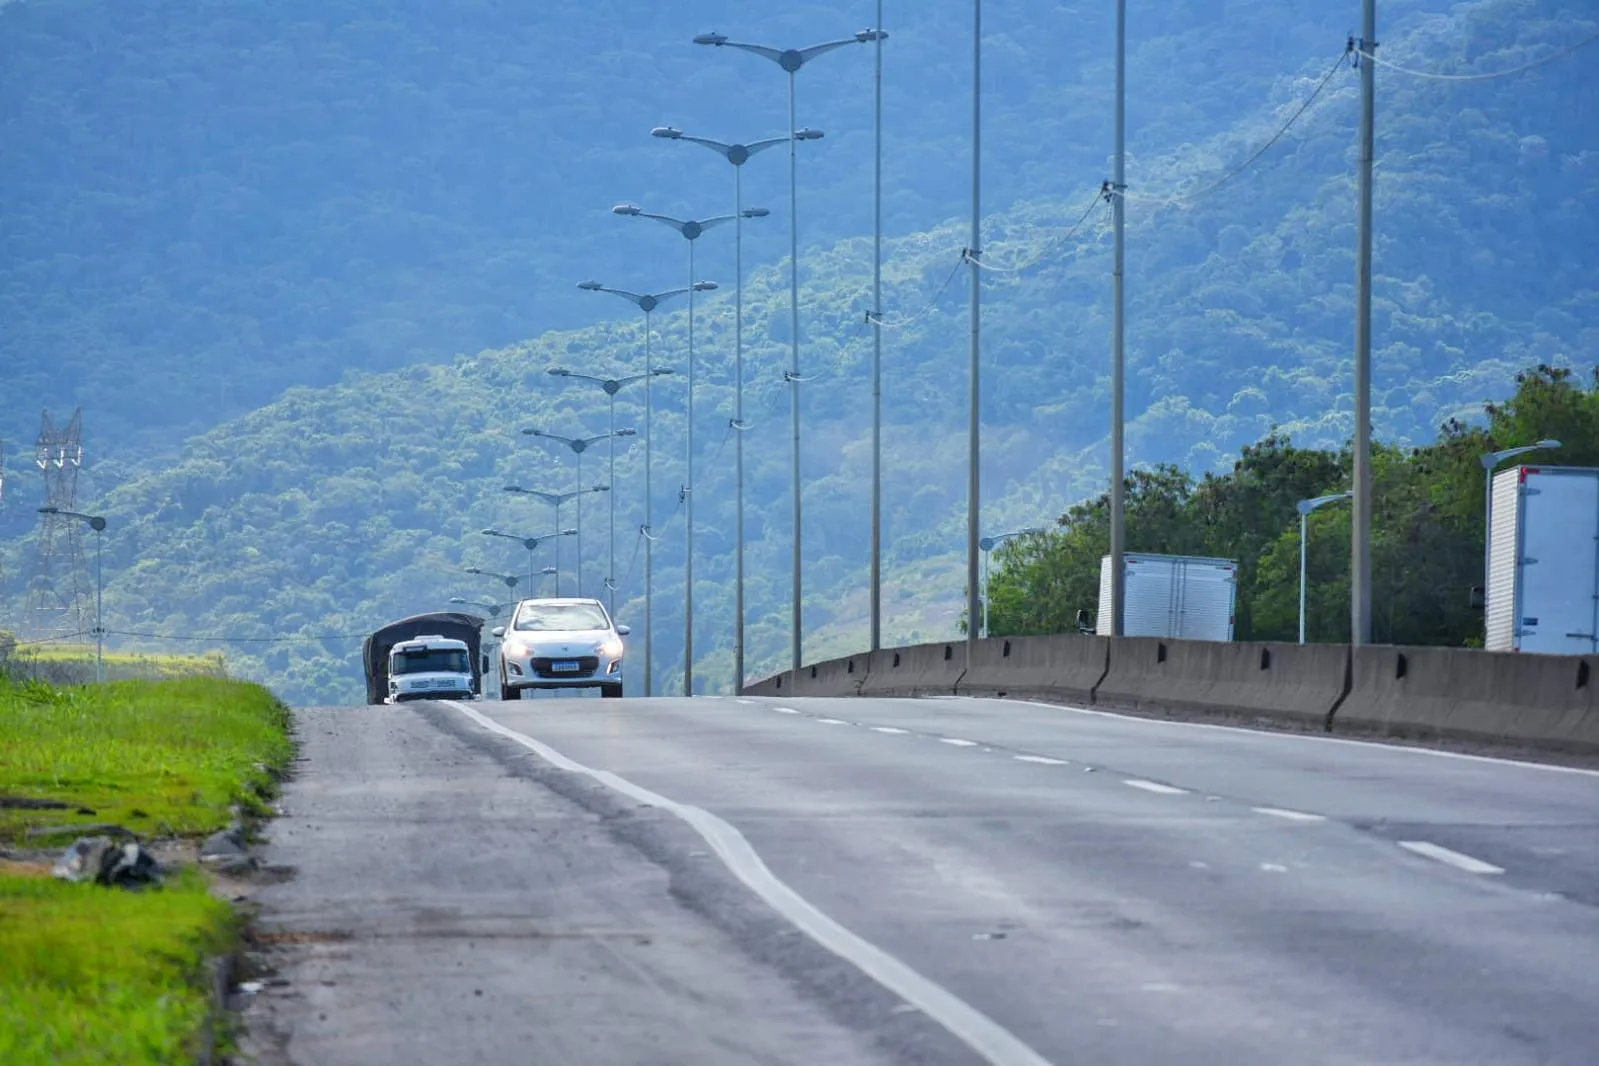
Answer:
top-left (789, 654), bottom-right (870, 697)
top-left (1333, 646), bottom-right (1599, 752)
top-left (857, 642), bottom-right (964, 698)
top-left (955, 634), bottom-right (1109, 705)
top-left (1094, 637), bottom-right (1349, 727)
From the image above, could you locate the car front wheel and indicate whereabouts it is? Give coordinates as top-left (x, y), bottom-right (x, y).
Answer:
top-left (600, 682), bottom-right (623, 699)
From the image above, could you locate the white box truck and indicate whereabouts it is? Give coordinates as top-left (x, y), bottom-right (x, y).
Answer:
top-left (1097, 553), bottom-right (1238, 641)
top-left (1486, 465), bottom-right (1599, 654)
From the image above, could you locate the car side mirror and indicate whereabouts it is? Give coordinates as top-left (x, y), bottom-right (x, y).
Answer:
top-left (615, 624), bottom-right (631, 636)
top-left (491, 626), bottom-right (505, 638)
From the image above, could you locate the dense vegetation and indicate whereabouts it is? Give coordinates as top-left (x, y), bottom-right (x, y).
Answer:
top-left (987, 366), bottom-right (1599, 645)
top-left (0, 0), bottom-right (1594, 701)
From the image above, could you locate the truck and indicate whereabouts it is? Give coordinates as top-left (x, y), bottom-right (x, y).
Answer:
top-left (362, 611), bottom-right (486, 705)
top-left (1095, 552), bottom-right (1238, 641)
top-left (1486, 465), bottom-right (1599, 654)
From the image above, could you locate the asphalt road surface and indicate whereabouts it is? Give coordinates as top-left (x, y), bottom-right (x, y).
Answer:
top-left (238, 693), bottom-right (1599, 1066)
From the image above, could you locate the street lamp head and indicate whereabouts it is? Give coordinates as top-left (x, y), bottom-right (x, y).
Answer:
top-left (693, 281), bottom-right (719, 292)
top-left (856, 29), bottom-right (889, 42)
top-left (37, 506), bottom-right (59, 514)
top-left (612, 203), bottom-right (642, 216)
top-left (503, 485), bottom-right (524, 493)
top-left (480, 528), bottom-right (500, 536)
top-left (561, 528), bottom-right (578, 536)
top-left (577, 280), bottom-right (604, 290)
top-left (547, 367), bottom-right (571, 377)
top-left (1537, 439), bottom-right (1563, 449)
top-left (616, 428), bottom-right (638, 438)
top-left (651, 126), bottom-right (683, 139)
top-left (522, 428), bottom-right (544, 437)
top-left (743, 207), bottom-right (771, 218)
top-left (651, 366), bottom-right (676, 375)
top-left (794, 128), bottom-right (825, 141)
top-left (541, 566), bottom-right (558, 575)
top-left (693, 32), bottom-right (728, 45)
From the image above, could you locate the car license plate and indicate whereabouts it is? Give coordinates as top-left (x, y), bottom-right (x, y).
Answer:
top-left (551, 660), bottom-right (580, 673)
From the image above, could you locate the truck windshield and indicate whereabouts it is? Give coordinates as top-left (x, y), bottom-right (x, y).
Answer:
top-left (513, 603), bottom-right (610, 632)
top-left (392, 649), bottom-right (469, 675)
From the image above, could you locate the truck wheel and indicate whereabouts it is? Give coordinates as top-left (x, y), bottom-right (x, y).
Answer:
top-left (601, 683), bottom-right (623, 699)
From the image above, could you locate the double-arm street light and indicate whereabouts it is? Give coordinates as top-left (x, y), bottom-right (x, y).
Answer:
top-left (547, 366), bottom-right (661, 619)
top-left (613, 203), bottom-right (759, 696)
top-left (577, 282), bottom-right (706, 696)
top-left (694, 26), bottom-right (885, 675)
top-left (38, 505), bottom-right (107, 683)
top-left (522, 428), bottom-right (636, 598)
top-left (977, 528), bottom-right (1043, 640)
top-left (1480, 440), bottom-right (1562, 626)
top-left (479, 526), bottom-right (577, 591)
top-left (463, 566), bottom-right (521, 598)
top-left (650, 126), bottom-right (788, 693)
top-left (1295, 493), bottom-right (1352, 645)
top-left (501, 484), bottom-right (609, 595)
top-left (449, 596), bottom-right (514, 618)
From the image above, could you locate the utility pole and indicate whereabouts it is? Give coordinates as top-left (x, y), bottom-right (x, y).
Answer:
top-left (1109, 0), bottom-right (1127, 637)
top-left (870, 0), bottom-right (885, 654)
top-left (1352, 0), bottom-right (1376, 645)
top-left (965, 0), bottom-right (982, 664)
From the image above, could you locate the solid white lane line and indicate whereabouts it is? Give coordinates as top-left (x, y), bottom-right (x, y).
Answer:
top-left (445, 701), bottom-right (1052, 1066)
top-left (817, 718), bottom-right (849, 725)
top-left (1398, 841), bottom-right (1505, 875)
top-left (774, 707), bottom-right (801, 714)
top-left (871, 726), bottom-right (909, 735)
top-left (1252, 807), bottom-right (1327, 823)
top-left (1123, 779), bottom-right (1189, 795)
top-left (1014, 755), bottom-right (1068, 766)
top-left (939, 738), bottom-right (978, 747)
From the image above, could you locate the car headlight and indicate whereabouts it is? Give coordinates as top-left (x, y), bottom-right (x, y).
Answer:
top-left (593, 639), bottom-right (624, 659)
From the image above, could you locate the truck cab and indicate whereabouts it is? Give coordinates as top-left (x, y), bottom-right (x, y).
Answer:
top-left (386, 635), bottom-right (475, 702)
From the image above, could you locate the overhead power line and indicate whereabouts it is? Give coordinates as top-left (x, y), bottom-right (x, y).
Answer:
top-left (1119, 49), bottom-right (1353, 208)
top-left (1355, 27), bottom-right (1599, 82)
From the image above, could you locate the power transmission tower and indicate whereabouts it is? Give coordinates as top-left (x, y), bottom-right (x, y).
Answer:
top-left (26, 410), bottom-right (89, 638)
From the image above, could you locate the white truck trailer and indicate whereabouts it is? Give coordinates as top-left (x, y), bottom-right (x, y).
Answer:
top-left (1096, 552), bottom-right (1238, 641)
top-left (1486, 465), bottom-right (1599, 654)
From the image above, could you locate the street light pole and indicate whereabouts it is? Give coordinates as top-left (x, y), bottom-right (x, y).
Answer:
top-left (480, 527), bottom-right (578, 591)
top-left (649, 127), bottom-right (784, 693)
top-left (976, 528), bottom-right (1042, 640)
top-left (501, 485), bottom-right (607, 597)
top-left (523, 428), bottom-right (635, 597)
top-left (614, 203), bottom-right (753, 695)
top-left (1480, 440), bottom-right (1562, 629)
top-left (693, 28), bottom-right (886, 677)
top-left (1109, 0), bottom-right (1127, 639)
top-left (547, 366), bottom-right (664, 616)
top-left (37, 506), bottom-right (106, 683)
top-left (577, 281), bottom-right (701, 696)
top-left (966, 0), bottom-right (982, 668)
top-left (1296, 493), bottom-right (1352, 644)
top-left (872, 0), bottom-right (885, 654)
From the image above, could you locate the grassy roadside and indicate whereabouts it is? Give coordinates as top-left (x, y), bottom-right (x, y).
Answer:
top-left (0, 675), bottom-right (294, 1065)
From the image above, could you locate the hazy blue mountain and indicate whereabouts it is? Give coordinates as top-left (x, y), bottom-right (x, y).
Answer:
top-left (0, 0), bottom-right (1594, 700)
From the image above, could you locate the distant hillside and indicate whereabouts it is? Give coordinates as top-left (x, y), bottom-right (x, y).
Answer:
top-left (0, 0), bottom-right (1595, 701)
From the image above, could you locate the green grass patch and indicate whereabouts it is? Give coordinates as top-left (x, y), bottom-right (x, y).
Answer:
top-left (0, 867), bottom-right (237, 1066)
top-left (2, 648), bottom-right (229, 684)
top-left (0, 676), bottom-right (293, 844)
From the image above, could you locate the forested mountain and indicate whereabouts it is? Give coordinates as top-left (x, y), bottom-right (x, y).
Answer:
top-left (0, 0), bottom-right (1594, 701)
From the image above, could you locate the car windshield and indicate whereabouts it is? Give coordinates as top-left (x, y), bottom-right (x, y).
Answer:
top-left (513, 602), bottom-right (609, 632)
top-left (392, 649), bottom-right (469, 675)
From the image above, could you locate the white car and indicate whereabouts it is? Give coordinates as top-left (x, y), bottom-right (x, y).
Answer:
top-left (493, 597), bottom-right (629, 699)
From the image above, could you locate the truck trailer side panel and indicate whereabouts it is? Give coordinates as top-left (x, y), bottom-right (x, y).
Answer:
top-left (1486, 466), bottom-right (1599, 654)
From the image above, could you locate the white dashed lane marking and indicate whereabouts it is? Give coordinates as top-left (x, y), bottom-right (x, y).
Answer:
top-left (775, 707), bottom-right (801, 714)
top-left (871, 726), bottom-right (909, 735)
top-left (1014, 755), bottom-right (1069, 766)
top-left (940, 738), bottom-right (979, 747)
top-left (817, 718), bottom-right (849, 725)
top-left (1123, 779), bottom-right (1189, 795)
top-left (1252, 806), bottom-right (1327, 823)
top-left (1398, 841), bottom-right (1505, 875)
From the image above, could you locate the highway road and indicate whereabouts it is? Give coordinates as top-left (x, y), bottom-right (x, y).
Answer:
top-left (238, 693), bottom-right (1599, 1065)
